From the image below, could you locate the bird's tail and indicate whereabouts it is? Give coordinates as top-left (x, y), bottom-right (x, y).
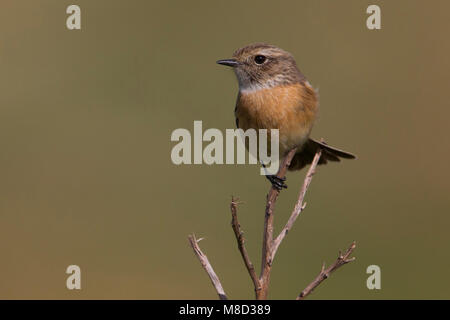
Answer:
top-left (288, 138), bottom-right (356, 171)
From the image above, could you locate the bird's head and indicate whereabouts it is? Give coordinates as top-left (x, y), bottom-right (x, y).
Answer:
top-left (217, 43), bottom-right (305, 92)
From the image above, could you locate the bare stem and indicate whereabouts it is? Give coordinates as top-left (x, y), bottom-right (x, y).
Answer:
top-left (258, 148), bottom-right (298, 300)
top-left (297, 241), bottom-right (356, 300)
top-left (271, 150), bottom-right (322, 261)
top-left (188, 234), bottom-right (228, 300)
top-left (230, 197), bottom-right (261, 297)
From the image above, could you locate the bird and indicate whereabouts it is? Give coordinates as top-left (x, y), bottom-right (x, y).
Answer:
top-left (216, 43), bottom-right (356, 190)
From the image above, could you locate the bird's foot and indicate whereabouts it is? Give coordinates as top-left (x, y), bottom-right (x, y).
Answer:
top-left (266, 175), bottom-right (288, 191)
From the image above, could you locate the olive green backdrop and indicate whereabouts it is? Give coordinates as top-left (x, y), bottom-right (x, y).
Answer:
top-left (1, 0), bottom-right (449, 299)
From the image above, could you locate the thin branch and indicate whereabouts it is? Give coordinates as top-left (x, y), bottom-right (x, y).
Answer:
top-left (271, 149), bottom-right (322, 261)
top-left (230, 197), bottom-right (261, 297)
top-left (296, 241), bottom-right (356, 300)
top-left (188, 234), bottom-right (228, 300)
top-left (258, 147), bottom-right (298, 300)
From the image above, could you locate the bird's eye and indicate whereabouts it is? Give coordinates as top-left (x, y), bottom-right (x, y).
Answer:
top-left (254, 55), bottom-right (267, 64)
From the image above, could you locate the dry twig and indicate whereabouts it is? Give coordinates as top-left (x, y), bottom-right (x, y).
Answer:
top-left (188, 234), bottom-right (228, 300)
top-left (271, 149), bottom-right (322, 261)
top-left (230, 198), bottom-right (261, 297)
top-left (258, 148), bottom-right (298, 299)
top-left (297, 241), bottom-right (356, 300)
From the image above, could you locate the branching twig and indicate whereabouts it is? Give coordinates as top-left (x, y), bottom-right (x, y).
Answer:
top-left (271, 149), bottom-right (322, 261)
top-left (188, 144), bottom-right (356, 300)
top-left (188, 234), bottom-right (228, 300)
top-left (296, 241), bottom-right (356, 300)
top-left (230, 197), bottom-right (261, 297)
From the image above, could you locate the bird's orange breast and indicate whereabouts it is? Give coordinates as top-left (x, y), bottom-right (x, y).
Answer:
top-left (235, 82), bottom-right (318, 154)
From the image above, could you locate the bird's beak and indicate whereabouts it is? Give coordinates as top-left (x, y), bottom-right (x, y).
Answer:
top-left (216, 59), bottom-right (239, 67)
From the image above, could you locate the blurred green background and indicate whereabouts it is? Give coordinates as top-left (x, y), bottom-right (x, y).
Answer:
top-left (1, 0), bottom-right (449, 299)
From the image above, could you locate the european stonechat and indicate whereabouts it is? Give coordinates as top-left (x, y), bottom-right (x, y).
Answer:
top-left (217, 43), bottom-right (356, 189)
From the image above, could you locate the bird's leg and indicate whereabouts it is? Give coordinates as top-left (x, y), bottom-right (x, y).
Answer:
top-left (261, 162), bottom-right (288, 190)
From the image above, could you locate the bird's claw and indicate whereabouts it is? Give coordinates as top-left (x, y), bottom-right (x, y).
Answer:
top-left (266, 175), bottom-right (288, 191)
